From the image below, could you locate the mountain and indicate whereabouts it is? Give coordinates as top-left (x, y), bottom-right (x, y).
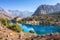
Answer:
top-left (33, 3), bottom-right (60, 16)
top-left (8, 10), bottom-right (33, 18)
top-left (0, 7), bottom-right (33, 19)
top-left (0, 7), bottom-right (14, 20)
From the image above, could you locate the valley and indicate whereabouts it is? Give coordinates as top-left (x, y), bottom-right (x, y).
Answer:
top-left (0, 2), bottom-right (60, 40)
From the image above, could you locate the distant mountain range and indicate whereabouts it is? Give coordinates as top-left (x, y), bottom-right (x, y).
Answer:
top-left (1, 3), bottom-right (60, 19)
top-left (0, 7), bottom-right (33, 19)
top-left (8, 10), bottom-right (33, 18)
top-left (33, 3), bottom-right (60, 16)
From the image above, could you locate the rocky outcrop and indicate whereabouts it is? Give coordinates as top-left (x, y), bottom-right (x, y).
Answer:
top-left (0, 23), bottom-right (20, 40)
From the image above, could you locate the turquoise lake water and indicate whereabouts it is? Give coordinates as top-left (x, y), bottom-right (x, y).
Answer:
top-left (19, 24), bottom-right (60, 34)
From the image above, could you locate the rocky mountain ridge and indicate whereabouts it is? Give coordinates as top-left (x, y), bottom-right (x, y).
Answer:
top-left (33, 3), bottom-right (60, 16)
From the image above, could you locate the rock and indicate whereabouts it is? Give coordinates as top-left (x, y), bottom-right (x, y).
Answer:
top-left (0, 33), bottom-right (3, 40)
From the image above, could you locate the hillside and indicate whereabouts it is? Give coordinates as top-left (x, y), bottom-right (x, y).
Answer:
top-left (0, 7), bottom-right (14, 20)
top-left (48, 11), bottom-right (60, 15)
top-left (0, 22), bottom-right (34, 40)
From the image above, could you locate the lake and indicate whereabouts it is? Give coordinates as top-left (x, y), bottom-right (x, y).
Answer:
top-left (19, 24), bottom-right (60, 35)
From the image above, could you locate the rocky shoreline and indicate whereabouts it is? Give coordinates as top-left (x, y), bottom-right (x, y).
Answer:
top-left (0, 22), bottom-right (60, 40)
top-left (31, 32), bottom-right (60, 40)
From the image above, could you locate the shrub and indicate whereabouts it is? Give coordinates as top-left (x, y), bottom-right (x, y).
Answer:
top-left (7, 24), bottom-right (22, 32)
top-left (29, 30), bottom-right (34, 33)
top-left (0, 18), bottom-right (10, 26)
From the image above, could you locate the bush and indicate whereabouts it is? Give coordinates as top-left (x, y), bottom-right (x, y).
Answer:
top-left (29, 30), bottom-right (34, 33)
top-left (7, 24), bottom-right (22, 32)
top-left (0, 18), bottom-right (10, 26)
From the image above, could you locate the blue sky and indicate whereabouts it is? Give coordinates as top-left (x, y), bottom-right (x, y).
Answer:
top-left (0, 0), bottom-right (60, 12)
